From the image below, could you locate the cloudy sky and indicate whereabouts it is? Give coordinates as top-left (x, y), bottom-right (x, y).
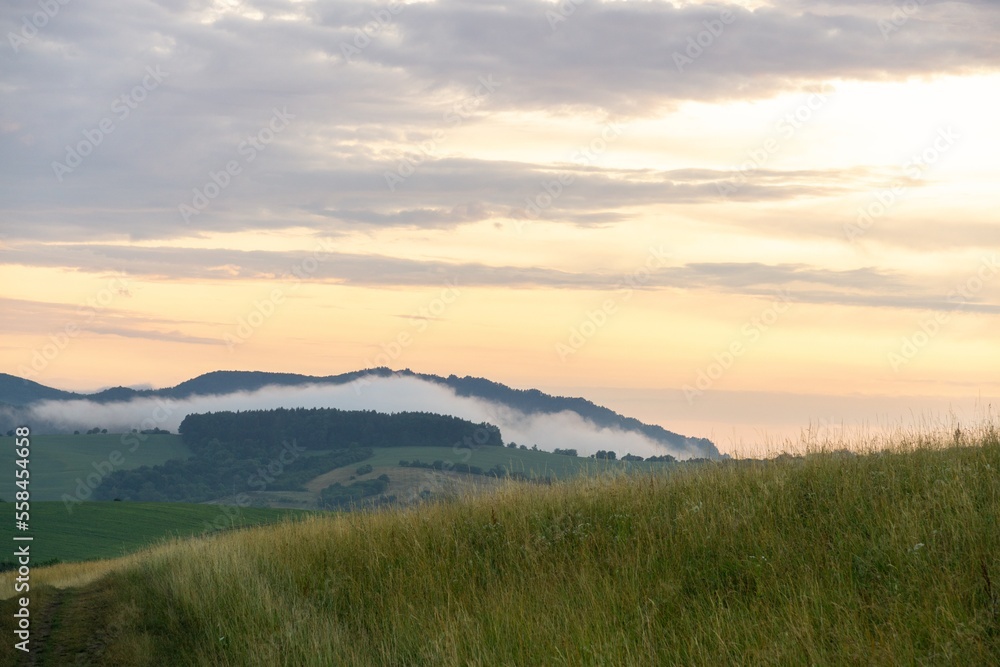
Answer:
top-left (2, 0), bottom-right (998, 453)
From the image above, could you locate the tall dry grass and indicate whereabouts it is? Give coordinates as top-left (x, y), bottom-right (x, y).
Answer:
top-left (69, 420), bottom-right (999, 665)
top-left (4, 419), bottom-right (997, 665)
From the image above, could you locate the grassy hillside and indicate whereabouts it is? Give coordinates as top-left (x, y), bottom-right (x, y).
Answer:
top-left (0, 502), bottom-right (309, 564)
top-left (0, 433), bottom-right (189, 501)
top-left (3, 426), bottom-right (998, 665)
top-left (0, 431), bottom-right (669, 511)
top-left (250, 445), bottom-right (669, 509)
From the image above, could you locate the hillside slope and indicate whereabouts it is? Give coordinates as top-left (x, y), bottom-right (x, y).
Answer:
top-left (0, 502), bottom-right (309, 564)
top-left (4, 429), bottom-right (998, 666)
top-left (0, 433), bottom-right (188, 502)
top-left (0, 374), bottom-right (79, 407)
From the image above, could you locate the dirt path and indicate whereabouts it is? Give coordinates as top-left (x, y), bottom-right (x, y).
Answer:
top-left (12, 580), bottom-right (120, 667)
top-left (26, 587), bottom-right (68, 666)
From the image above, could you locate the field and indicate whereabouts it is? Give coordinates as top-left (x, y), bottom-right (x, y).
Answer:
top-left (0, 502), bottom-right (310, 564)
top-left (268, 445), bottom-right (665, 509)
top-left (0, 433), bottom-right (190, 501)
top-left (2, 423), bottom-right (998, 665)
top-left (0, 434), bottom-right (658, 509)
top-left (360, 445), bottom-right (654, 477)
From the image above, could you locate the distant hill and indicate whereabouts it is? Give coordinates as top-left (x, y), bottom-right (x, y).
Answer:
top-left (93, 407), bottom-right (503, 503)
top-left (433, 371), bottom-right (712, 454)
top-left (0, 373), bottom-right (81, 406)
top-left (0, 368), bottom-right (720, 458)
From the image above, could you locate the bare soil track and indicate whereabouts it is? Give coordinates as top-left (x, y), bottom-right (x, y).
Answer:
top-left (1, 579), bottom-right (123, 667)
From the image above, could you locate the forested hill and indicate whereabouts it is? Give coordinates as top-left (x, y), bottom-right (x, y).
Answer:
top-left (434, 372), bottom-right (710, 452)
top-left (179, 407), bottom-right (503, 452)
top-left (0, 373), bottom-right (79, 405)
top-left (93, 408), bottom-right (502, 502)
top-left (0, 368), bottom-right (719, 458)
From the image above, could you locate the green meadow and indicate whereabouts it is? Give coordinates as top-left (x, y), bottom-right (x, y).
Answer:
top-left (2, 423), bottom-right (997, 665)
top-left (0, 433), bottom-right (189, 502)
top-left (0, 502), bottom-right (310, 564)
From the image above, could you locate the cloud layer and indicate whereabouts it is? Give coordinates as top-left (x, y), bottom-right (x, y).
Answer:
top-left (3, 0), bottom-right (999, 242)
top-left (19, 375), bottom-right (711, 459)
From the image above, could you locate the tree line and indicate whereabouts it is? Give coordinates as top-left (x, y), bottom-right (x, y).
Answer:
top-left (178, 407), bottom-right (502, 452)
top-left (93, 408), bottom-right (503, 503)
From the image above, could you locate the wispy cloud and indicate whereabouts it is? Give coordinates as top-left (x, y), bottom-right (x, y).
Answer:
top-left (6, 246), bottom-right (998, 316)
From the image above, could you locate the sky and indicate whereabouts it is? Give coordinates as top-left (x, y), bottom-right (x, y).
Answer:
top-left (2, 0), bottom-right (998, 455)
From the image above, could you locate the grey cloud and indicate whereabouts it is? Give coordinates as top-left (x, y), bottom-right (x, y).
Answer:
top-left (674, 262), bottom-right (908, 291)
top-left (2, 0), bottom-right (996, 245)
top-left (775, 289), bottom-right (1000, 315)
top-left (0, 151), bottom-right (861, 243)
top-left (85, 325), bottom-right (220, 345)
top-left (372, 0), bottom-right (1000, 111)
top-left (8, 244), bottom-right (998, 316)
top-left (313, 202), bottom-right (501, 227)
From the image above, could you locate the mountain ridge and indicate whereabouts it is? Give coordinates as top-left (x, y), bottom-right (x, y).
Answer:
top-left (0, 369), bottom-right (721, 458)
